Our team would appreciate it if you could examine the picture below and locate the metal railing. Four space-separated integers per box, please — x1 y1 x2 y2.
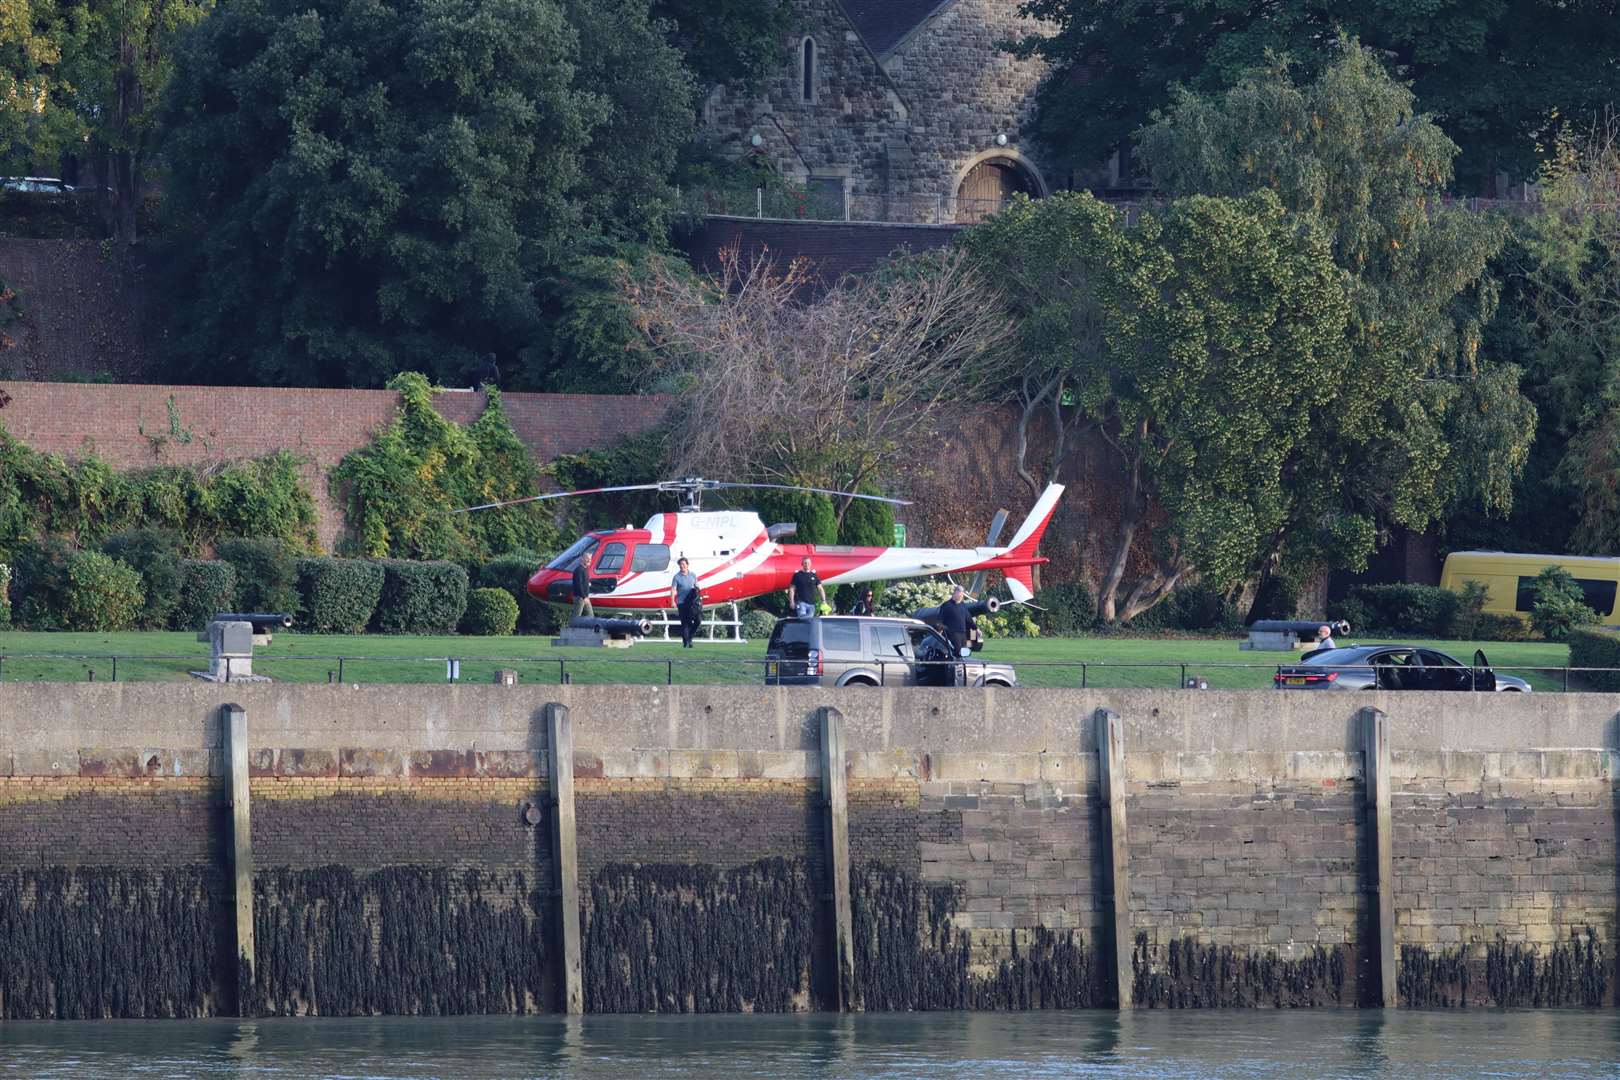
0 652 1603 692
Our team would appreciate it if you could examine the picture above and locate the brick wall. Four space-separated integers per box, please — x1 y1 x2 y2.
0 380 670 549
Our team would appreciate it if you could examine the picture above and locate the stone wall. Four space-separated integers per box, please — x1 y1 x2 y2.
0 683 1615 1016
0 379 671 550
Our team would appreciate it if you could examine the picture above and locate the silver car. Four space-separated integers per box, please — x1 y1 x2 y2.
764 615 1018 688
1273 645 1530 692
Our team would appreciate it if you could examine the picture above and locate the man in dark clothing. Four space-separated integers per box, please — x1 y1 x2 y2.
570 558 593 619
787 557 826 618
938 585 974 654
669 557 701 647
478 352 501 389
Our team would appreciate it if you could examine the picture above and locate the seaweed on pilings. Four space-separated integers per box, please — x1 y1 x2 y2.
849 862 1098 1010
0 866 221 1019
582 856 816 1013
1398 943 1470 1007
249 866 548 1017
1484 927 1608 1007
1131 934 1349 1008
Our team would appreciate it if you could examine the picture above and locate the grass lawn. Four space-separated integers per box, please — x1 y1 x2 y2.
0 628 1575 691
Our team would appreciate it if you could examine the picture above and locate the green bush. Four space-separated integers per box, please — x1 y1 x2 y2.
478 552 557 634
10 536 76 629
1129 581 1240 632
172 560 239 631
1529 566 1600 642
215 538 300 616
0 560 11 628
462 588 518 636
1569 627 1620 692
374 559 470 634
1333 583 1460 637
61 550 145 631
741 607 777 641
1034 582 1096 635
102 528 186 629
296 558 384 634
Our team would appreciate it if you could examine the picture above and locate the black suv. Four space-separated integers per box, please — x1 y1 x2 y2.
764 615 1018 688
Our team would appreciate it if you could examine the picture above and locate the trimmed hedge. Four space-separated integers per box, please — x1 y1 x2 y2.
173 560 238 631
1330 584 1460 637
1568 627 1620 692
61 550 145 631
216 538 300 615
478 552 556 635
374 559 469 634
463 588 519 636
1034 582 1096 635
296 558 384 634
741 607 777 641
102 529 185 630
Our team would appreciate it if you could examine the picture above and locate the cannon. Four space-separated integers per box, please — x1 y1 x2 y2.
553 615 654 648
911 596 1000 628
1241 618 1351 651
191 612 294 682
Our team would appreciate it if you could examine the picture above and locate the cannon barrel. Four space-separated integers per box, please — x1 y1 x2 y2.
212 612 294 633
911 596 1000 626
568 616 653 638
1250 619 1350 637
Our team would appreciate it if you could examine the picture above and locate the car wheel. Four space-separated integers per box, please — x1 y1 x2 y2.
843 678 877 687
983 680 1011 688
1500 687 1525 692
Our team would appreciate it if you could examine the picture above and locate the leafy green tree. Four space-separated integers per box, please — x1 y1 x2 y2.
1135 47 1535 587
1529 566 1599 641
0 0 84 174
651 0 790 91
1012 1 1620 188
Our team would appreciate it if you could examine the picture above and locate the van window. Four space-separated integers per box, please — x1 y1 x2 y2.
820 619 862 653
631 544 670 572
1516 575 1618 616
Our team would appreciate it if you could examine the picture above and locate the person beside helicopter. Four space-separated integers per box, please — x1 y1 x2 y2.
788 557 827 618
669 557 702 648
570 556 593 619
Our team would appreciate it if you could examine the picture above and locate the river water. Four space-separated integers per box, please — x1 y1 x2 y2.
0 1011 1616 1078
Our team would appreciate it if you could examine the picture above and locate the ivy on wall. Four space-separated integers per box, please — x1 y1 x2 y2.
0 425 318 561
331 373 561 562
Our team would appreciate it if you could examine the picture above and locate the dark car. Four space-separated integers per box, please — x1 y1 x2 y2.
764 615 1018 688
1272 645 1530 692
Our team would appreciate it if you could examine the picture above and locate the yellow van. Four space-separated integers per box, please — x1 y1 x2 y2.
1439 551 1620 622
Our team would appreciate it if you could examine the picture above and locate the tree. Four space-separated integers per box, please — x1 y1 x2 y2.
629 246 1016 523
0 0 84 175
1517 113 1620 553
1012 0 1620 188
156 0 694 389
650 0 791 92
1135 46 1534 590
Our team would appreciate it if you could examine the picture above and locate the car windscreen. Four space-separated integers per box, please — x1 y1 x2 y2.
546 536 599 570
768 620 812 658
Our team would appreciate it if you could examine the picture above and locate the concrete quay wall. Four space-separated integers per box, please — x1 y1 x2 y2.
0 684 1613 1016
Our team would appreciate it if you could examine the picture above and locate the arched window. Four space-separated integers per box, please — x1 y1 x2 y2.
801 38 816 103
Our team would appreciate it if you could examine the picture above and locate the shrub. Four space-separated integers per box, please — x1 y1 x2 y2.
61 550 145 631
374 559 470 634
740 607 777 641
1034 582 1096 635
296 558 384 634
172 560 239 631
10 536 76 629
1569 627 1620 692
478 552 557 634
1530 566 1601 642
215 538 300 616
874 577 1037 637
0 561 10 628
1129 581 1240 632
462 588 518 636
1334 584 1460 637
102 528 186 629
1472 612 1531 642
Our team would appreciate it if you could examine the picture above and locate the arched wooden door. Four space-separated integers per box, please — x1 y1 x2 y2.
956 158 1038 222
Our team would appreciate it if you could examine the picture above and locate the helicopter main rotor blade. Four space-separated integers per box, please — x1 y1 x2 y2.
452 483 669 514
708 482 911 506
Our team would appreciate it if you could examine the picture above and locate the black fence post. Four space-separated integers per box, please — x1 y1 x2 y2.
667 659 674 686
111 656 118 683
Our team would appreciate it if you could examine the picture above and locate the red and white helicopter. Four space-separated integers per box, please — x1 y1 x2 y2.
458 477 1064 613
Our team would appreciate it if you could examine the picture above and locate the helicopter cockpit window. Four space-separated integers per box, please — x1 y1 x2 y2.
546 536 599 570
631 544 670 572
594 542 628 574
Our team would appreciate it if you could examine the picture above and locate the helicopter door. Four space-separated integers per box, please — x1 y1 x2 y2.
591 542 627 590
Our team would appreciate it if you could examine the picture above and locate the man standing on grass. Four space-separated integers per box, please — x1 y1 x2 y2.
939 585 974 655
788 557 826 618
570 556 593 620
669 557 701 648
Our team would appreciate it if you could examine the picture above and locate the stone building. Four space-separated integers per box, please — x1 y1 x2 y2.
701 0 1115 223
